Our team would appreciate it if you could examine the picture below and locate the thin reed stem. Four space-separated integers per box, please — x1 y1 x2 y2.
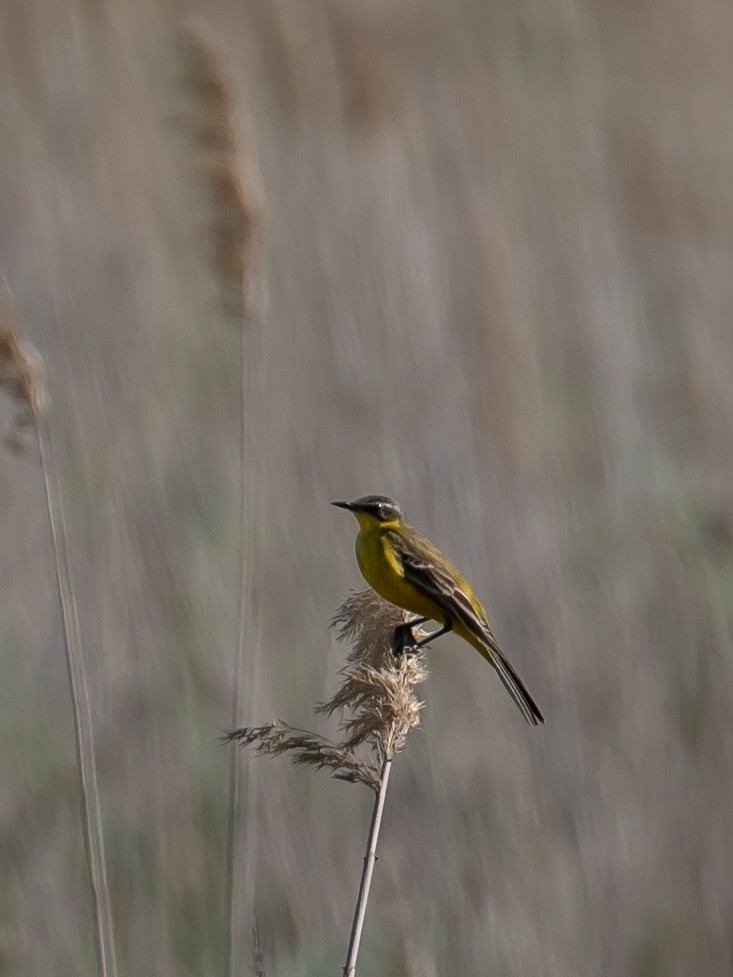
227 590 426 975
34 418 117 977
181 27 264 973
343 753 394 977
226 308 251 977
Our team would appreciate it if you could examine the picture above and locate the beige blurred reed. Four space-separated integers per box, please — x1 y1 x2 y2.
1 296 117 977
0 301 49 445
227 588 428 976
182 22 267 977
183 21 262 323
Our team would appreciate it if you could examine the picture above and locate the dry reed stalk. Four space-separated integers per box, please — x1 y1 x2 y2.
182 25 266 977
227 589 429 977
183 22 263 324
1 297 117 977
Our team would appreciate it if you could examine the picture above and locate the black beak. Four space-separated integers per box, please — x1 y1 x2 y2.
331 500 355 510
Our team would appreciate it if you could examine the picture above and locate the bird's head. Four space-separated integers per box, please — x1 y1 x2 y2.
331 495 405 530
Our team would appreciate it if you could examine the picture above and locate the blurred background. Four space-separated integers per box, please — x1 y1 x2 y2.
2 0 733 974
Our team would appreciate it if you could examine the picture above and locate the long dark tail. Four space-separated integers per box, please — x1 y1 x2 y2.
474 633 544 726
491 645 544 726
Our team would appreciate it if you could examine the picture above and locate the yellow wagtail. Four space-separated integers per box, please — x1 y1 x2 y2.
332 495 543 726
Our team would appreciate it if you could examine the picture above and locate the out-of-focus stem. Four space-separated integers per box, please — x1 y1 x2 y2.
226 312 251 977
35 419 117 977
342 753 393 977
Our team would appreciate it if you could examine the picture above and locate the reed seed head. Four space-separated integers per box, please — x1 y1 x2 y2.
183 23 263 322
226 590 429 790
0 298 49 451
321 590 428 757
225 721 382 791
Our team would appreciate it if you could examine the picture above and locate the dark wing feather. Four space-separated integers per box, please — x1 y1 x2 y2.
387 527 492 636
388 527 544 726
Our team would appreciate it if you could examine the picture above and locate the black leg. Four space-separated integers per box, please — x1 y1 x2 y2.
413 620 452 649
392 618 453 655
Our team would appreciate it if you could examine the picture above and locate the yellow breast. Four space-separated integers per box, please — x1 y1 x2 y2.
355 529 443 621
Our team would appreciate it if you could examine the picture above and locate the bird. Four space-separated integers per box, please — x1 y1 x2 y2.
332 495 543 726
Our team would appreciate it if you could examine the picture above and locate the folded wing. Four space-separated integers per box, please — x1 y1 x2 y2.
390 528 544 726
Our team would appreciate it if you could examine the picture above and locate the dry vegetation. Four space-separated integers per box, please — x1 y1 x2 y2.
228 589 429 974
227 589 428 790
1 0 733 976
181 25 264 977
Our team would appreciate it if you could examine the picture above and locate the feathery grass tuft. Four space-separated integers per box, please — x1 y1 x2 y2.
226 589 428 789
227 589 429 976
321 589 428 758
226 721 382 791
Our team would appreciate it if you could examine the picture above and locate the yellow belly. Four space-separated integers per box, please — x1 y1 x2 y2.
355 531 446 623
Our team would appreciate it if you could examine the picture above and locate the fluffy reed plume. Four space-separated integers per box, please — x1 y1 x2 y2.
227 589 429 977
227 589 427 784
227 720 383 791
321 589 428 761
0 296 117 977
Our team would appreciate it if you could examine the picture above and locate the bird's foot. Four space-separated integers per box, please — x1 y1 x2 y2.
391 622 420 658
